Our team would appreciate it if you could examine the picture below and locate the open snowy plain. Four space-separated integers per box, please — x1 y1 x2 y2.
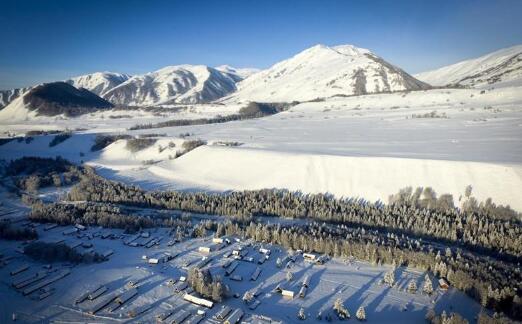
1 86 521 211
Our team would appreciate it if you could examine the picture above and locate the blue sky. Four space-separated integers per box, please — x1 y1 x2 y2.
1 0 521 89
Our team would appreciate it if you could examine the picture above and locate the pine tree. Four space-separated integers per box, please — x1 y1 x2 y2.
286 271 293 282
276 257 283 268
334 298 350 319
423 274 433 295
298 307 306 320
408 280 417 293
384 270 395 286
356 306 366 321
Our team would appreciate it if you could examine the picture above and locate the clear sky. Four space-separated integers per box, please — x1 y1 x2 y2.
1 0 521 89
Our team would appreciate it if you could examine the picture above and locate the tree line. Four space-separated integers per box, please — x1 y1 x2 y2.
128 101 296 130
66 173 522 259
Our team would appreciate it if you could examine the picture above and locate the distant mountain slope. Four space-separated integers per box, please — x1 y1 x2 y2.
0 82 114 120
66 72 131 96
415 45 522 88
215 65 260 80
102 65 238 106
226 44 430 102
0 87 30 109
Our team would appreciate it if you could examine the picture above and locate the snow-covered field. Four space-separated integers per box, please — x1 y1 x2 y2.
1 86 521 211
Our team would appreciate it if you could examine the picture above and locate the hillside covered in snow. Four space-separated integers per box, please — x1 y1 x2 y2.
0 82 113 120
415 45 522 88
66 71 131 97
226 44 430 102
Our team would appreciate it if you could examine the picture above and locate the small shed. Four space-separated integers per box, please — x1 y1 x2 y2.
439 278 449 291
224 309 244 324
215 306 232 320
303 253 317 262
281 289 295 299
184 293 214 308
198 246 212 254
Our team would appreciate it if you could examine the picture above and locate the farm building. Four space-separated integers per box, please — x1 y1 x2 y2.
198 246 212 254
171 310 191 324
439 278 449 290
225 309 244 324
184 293 214 308
63 228 78 235
259 248 271 255
251 267 262 281
226 261 239 276
44 224 58 231
303 253 318 262
75 224 86 231
194 256 212 269
10 264 29 276
299 286 307 298
281 289 295 298
301 275 310 287
174 282 188 293
212 237 225 244
215 306 232 320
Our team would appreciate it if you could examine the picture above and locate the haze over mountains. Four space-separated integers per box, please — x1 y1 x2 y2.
1 44 521 116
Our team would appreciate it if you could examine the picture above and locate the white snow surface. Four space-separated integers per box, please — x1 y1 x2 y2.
415 44 522 88
225 44 429 103
147 146 522 211
66 71 131 96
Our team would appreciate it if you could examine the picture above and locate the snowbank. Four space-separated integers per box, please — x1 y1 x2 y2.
149 146 522 211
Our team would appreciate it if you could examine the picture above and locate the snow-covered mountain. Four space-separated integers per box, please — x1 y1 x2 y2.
66 72 131 96
103 65 239 106
0 82 113 121
215 65 260 80
0 72 129 109
0 87 31 109
226 44 430 102
415 45 522 88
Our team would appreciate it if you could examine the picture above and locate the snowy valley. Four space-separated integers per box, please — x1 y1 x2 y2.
1 42 522 324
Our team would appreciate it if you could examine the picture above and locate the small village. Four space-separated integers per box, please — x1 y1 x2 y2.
0 201 479 324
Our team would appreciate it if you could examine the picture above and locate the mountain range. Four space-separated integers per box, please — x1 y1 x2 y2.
1 44 521 118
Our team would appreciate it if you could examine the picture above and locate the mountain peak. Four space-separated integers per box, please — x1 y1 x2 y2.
228 44 429 102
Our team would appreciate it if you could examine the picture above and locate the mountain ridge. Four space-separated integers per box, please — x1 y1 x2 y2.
415 44 522 88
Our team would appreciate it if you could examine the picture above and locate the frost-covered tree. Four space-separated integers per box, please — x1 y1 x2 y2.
298 307 306 320
276 257 283 268
334 298 350 319
408 280 417 293
286 271 294 282
356 306 366 321
384 270 395 286
423 274 434 295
